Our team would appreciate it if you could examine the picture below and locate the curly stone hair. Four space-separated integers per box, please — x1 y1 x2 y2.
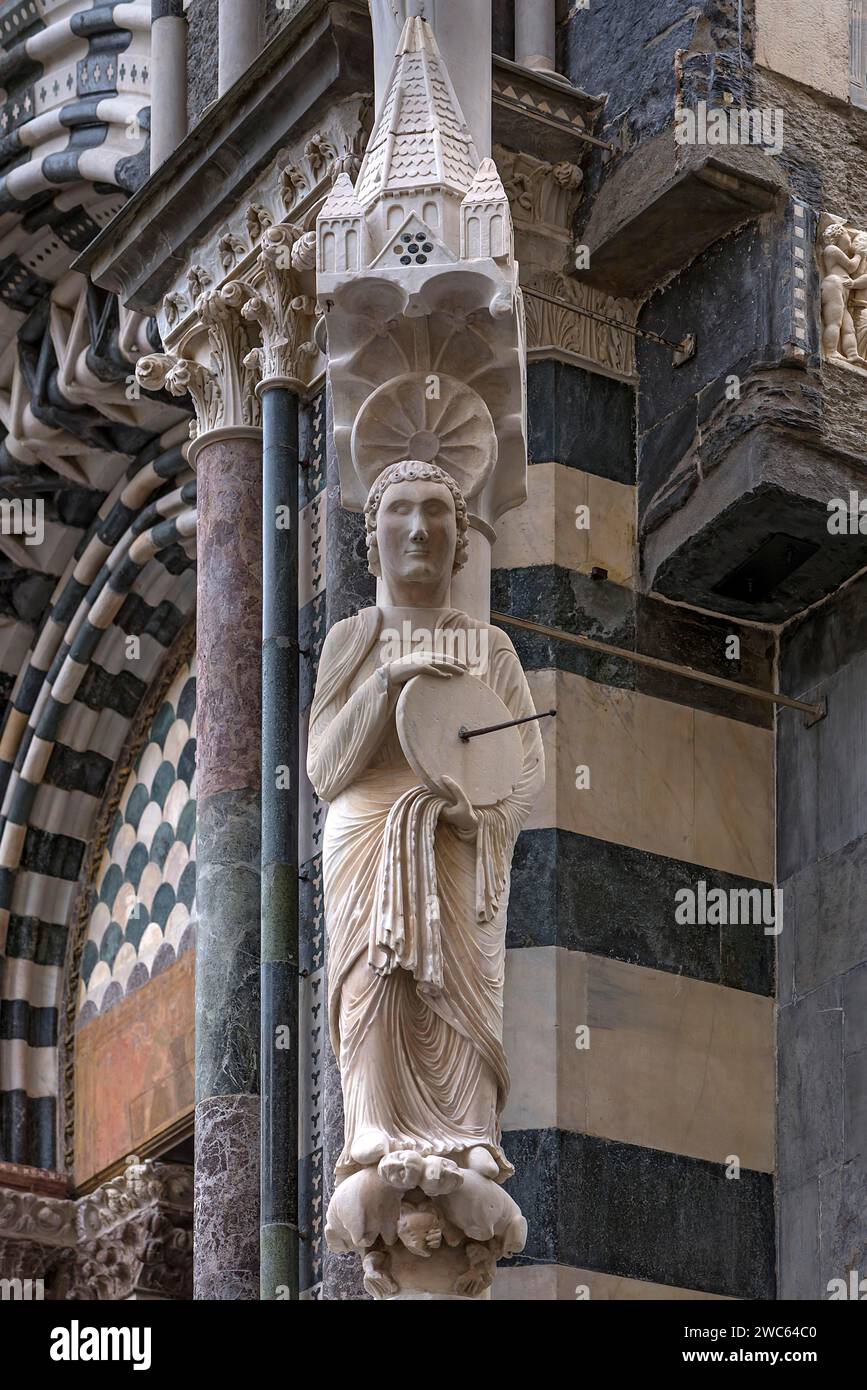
364 460 470 576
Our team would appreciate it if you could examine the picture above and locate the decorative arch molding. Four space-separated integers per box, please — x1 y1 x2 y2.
0 428 197 1170
60 620 195 1177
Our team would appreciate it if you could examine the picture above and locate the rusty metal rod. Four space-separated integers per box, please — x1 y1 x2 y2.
459 708 557 742
491 611 827 722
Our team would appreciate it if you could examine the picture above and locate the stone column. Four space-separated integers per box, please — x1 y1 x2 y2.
231 224 319 1300
137 286 264 1300
218 0 263 95
150 1 188 171
515 0 557 74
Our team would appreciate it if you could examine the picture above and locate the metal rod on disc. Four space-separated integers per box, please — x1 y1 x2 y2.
459 708 557 742
491 611 827 723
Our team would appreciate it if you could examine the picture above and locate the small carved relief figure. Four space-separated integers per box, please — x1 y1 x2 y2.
820 223 867 365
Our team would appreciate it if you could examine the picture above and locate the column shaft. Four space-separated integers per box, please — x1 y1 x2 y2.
150 2 188 171
260 386 300 1299
194 433 263 1301
516 0 556 72
218 0 263 95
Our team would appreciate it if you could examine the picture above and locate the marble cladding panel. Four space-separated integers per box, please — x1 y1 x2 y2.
502 947 775 1172
503 1129 775 1300
527 360 636 484
525 668 775 882
493 1264 732 1300
492 462 635 587
77 656 196 1026
508 828 775 996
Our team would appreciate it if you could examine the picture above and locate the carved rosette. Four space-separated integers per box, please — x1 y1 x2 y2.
0 1158 193 1300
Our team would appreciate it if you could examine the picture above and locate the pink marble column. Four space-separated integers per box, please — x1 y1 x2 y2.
193 433 263 1300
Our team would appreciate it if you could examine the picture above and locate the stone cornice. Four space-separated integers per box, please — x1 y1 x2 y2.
75 0 374 313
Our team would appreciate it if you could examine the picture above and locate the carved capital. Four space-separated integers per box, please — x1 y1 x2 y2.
494 143 583 255
229 224 319 390
137 284 262 441
0 1158 193 1300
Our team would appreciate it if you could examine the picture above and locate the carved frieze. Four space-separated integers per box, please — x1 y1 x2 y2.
155 96 372 352
524 270 637 380
0 1158 193 1301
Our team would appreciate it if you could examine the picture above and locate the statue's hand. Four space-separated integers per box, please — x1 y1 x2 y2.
385 651 466 690
436 775 479 837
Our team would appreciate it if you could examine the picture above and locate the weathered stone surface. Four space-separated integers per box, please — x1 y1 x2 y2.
194 1093 260 1300
186 0 219 128
778 979 844 1190
777 1178 820 1300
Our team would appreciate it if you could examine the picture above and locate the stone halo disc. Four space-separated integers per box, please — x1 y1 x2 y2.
396 670 523 808
350 371 497 500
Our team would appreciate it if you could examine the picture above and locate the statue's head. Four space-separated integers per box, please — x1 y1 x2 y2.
364 461 469 589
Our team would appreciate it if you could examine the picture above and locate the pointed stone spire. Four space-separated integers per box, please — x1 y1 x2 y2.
355 16 480 257
461 157 513 262
317 171 366 274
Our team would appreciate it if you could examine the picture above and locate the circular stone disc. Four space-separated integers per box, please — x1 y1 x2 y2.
351 372 497 501
396 671 523 808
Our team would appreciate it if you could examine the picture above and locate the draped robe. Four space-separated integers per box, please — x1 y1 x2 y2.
307 606 545 1184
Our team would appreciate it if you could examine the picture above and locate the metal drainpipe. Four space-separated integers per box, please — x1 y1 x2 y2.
150 1 188 172
258 380 301 1299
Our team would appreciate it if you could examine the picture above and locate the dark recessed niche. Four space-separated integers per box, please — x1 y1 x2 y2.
712 533 820 604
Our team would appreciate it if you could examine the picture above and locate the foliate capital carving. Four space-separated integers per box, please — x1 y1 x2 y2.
138 284 262 440
494 144 584 241
0 1157 193 1300
229 224 319 390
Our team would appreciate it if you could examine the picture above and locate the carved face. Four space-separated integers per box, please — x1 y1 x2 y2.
379 1150 425 1190
375 480 457 590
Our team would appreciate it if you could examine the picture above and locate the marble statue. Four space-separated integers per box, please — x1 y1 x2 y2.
308 459 544 1298
819 219 867 369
